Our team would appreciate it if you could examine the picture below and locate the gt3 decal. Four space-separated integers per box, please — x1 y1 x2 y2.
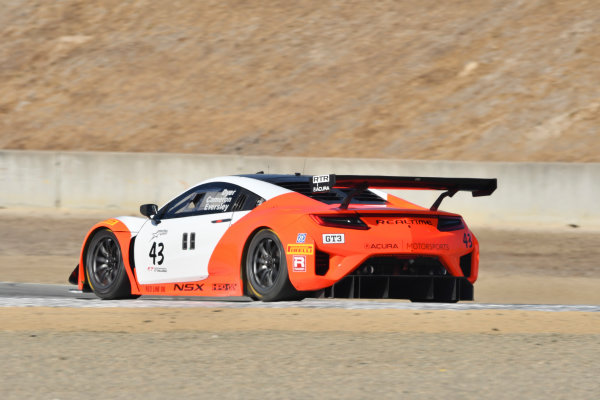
323 233 345 244
286 244 314 255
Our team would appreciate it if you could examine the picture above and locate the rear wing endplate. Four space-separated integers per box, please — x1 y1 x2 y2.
311 174 497 211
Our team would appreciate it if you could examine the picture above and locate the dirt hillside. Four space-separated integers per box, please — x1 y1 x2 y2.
1 0 598 161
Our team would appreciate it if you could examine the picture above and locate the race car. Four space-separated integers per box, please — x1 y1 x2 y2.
68 173 496 302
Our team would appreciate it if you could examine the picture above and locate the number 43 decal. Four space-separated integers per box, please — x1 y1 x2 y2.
149 242 164 265
463 233 473 248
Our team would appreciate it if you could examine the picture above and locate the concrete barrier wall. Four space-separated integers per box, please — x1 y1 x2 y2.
1 150 598 228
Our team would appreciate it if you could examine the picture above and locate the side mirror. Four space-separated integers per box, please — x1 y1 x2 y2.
140 204 158 218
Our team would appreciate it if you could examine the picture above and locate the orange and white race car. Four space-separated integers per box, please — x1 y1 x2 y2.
69 174 496 302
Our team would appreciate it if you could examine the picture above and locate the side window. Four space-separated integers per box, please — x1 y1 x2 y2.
231 189 265 212
161 183 241 218
165 192 206 217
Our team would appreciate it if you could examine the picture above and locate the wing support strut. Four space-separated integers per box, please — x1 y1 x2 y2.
430 189 458 211
339 182 369 210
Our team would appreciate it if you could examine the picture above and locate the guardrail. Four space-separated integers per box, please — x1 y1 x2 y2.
1 150 598 228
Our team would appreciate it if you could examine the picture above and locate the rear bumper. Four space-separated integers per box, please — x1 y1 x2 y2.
321 275 473 302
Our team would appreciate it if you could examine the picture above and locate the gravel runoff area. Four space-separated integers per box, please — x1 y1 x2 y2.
0 209 599 399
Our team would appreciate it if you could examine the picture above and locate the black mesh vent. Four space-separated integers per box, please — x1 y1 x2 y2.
352 256 447 276
460 253 472 277
231 193 247 211
315 251 330 276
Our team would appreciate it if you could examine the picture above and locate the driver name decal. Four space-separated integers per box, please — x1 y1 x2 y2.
204 189 236 212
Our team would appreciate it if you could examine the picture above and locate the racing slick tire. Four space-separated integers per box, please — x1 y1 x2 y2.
85 229 138 300
245 229 298 302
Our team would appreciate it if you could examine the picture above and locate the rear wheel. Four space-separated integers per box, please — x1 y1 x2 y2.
85 229 138 299
245 229 297 301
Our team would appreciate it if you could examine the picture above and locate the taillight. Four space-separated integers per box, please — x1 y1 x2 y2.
437 216 465 231
311 214 370 230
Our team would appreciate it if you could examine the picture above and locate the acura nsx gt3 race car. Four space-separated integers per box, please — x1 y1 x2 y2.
69 174 496 302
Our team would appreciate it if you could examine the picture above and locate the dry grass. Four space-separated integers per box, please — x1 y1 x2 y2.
0 0 598 161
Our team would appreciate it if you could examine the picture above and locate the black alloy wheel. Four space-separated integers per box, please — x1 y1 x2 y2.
85 229 137 299
90 234 120 288
245 229 296 301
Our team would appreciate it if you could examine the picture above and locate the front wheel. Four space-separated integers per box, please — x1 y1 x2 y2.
85 229 138 299
245 229 297 301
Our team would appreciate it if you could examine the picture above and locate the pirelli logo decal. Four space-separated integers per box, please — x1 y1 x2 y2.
286 244 314 255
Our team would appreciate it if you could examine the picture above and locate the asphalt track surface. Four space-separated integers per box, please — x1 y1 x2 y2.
2 282 599 312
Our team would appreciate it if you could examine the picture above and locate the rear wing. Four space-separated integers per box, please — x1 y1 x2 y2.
311 174 497 211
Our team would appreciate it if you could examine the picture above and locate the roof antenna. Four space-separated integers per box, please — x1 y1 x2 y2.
302 158 307 175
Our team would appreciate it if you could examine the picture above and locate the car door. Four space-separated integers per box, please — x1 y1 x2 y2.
134 183 242 285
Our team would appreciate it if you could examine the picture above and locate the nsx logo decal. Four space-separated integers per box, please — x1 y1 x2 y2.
173 283 204 291
323 234 344 244
286 244 314 255
296 233 307 243
293 256 306 272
